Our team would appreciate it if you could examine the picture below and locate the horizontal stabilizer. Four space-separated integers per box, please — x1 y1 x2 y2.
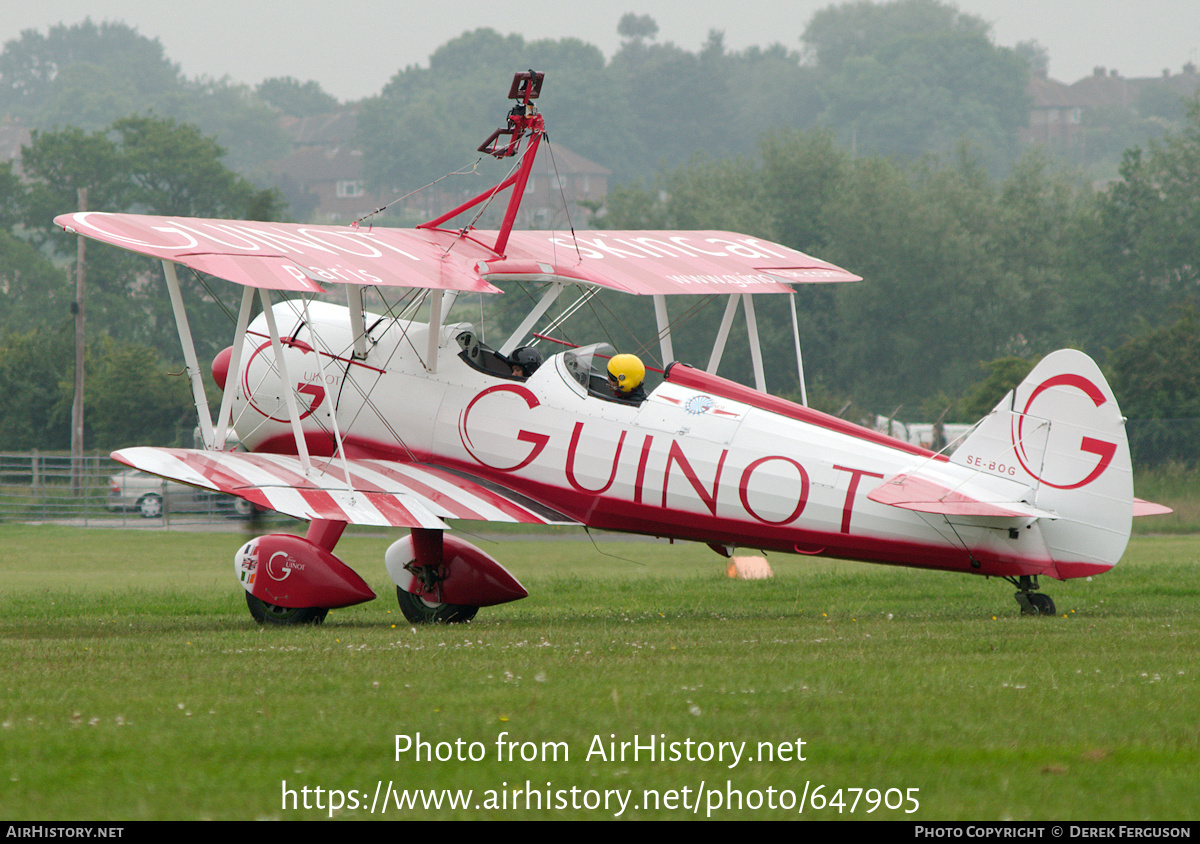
868 472 1056 520
1133 497 1173 517
112 447 575 529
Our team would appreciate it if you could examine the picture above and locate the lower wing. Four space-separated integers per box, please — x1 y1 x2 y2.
112 447 575 529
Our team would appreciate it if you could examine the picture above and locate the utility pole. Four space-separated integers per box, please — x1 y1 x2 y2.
71 187 86 494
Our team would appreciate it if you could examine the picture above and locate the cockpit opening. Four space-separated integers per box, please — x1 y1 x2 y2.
457 331 543 381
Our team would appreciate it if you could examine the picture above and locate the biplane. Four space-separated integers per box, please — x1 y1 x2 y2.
56 71 1167 624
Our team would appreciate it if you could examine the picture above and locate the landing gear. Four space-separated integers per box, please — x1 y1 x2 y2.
384 529 527 625
236 527 373 626
245 592 329 625
396 586 478 624
1009 575 1057 616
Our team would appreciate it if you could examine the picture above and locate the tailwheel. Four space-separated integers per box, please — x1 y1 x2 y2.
1010 575 1056 616
396 586 477 624
245 592 329 625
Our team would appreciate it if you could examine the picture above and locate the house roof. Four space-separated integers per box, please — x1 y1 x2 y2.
268 144 364 182
1028 75 1075 109
530 143 611 176
1027 65 1200 113
280 109 360 146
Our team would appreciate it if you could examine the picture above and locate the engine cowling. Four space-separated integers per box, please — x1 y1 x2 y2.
236 534 376 609
385 532 528 607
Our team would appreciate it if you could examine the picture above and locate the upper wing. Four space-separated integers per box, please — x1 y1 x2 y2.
55 212 502 294
113 446 575 529
55 212 859 296
482 230 861 294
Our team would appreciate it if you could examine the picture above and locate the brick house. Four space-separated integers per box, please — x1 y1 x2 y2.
1021 63 1200 148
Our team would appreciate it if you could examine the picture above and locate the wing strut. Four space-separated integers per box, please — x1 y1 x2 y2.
213 285 255 450
259 288 312 472
162 260 216 448
703 293 779 396
425 290 444 373
742 294 767 393
498 282 565 357
789 292 808 407
346 284 368 360
652 295 675 367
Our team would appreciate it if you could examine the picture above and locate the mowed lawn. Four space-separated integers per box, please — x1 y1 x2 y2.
0 523 1196 821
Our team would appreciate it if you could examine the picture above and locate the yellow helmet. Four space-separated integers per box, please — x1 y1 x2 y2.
607 353 645 393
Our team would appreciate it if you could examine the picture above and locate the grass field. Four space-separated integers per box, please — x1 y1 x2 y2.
1 523 1197 821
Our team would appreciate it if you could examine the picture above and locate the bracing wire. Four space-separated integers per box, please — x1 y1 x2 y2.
350 158 485 229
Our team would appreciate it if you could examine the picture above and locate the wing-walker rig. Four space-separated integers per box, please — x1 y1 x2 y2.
57 71 1168 624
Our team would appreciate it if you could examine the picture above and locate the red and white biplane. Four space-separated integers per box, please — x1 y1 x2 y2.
56 71 1167 623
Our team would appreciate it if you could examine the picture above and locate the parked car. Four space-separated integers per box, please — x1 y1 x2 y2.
106 469 257 519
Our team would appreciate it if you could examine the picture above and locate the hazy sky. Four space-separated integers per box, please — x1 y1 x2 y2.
3 0 1198 102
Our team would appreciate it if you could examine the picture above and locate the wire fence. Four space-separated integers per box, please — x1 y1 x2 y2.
1125 419 1200 469
0 452 283 528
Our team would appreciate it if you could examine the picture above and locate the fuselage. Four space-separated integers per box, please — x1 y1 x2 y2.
226 301 1061 580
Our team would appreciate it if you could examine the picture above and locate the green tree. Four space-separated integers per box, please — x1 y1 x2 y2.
112 114 271 217
802 0 990 72
256 76 340 117
1108 309 1200 466
0 232 69 337
18 115 284 358
0 327 74 450
1071 96 1200 351
1108 309 1200 420
0 159 25 229
161 76 292 174
803 0 1029 173
84 336 196 450
359 29 619 205
0 20 290 176
952 356 1036 421
0 19 181 128
0 330 198 451
617 14 659 42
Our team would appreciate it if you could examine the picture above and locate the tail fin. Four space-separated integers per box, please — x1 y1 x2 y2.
951 349 1133 578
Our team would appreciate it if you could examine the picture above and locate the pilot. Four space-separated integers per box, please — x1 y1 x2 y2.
508 346 543 379
607 353 647 403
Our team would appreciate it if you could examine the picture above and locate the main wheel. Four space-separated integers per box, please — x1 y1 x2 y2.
245 591 329 625
137 493 163 519
1016 591 1057 616
396 586 477 624
1026 592 1057 616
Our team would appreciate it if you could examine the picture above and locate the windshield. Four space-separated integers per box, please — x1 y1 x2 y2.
561 342 616 389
